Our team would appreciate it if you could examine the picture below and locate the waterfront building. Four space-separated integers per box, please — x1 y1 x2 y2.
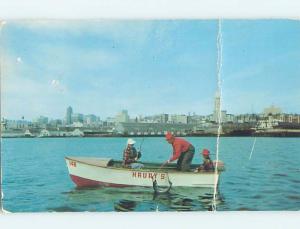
169 114 188 124
72 122 84 128
275 113 300 124
47 130 64 137
142 114 169 123
34 116 49 126
49 119 63 127
39 129 50 137
226 114 235 123
65 106 73 125
160 114 169 123
105 117 116 125
234 114 259 124
115 122 195 135
256 118 279 130
141 115 157 123
72 129 84 137
4 119 31 129
187 115 205 124
221 110 227 123
292 114 300 123
207 114 214 122
1 119 6 130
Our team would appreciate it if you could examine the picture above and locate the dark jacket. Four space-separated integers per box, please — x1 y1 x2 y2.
202 157 214 171
123 145 138 166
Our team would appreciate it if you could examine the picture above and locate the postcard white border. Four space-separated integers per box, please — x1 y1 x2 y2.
1 0 300 228
1 0 300 19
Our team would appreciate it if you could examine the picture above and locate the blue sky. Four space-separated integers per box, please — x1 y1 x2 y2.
1 20 218 120
1 20 299 120
222 20 300 114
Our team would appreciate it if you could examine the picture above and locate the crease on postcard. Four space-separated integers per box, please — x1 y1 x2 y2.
212 19 223 211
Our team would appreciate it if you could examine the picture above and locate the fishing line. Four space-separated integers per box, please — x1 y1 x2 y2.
139 137 145 152
249 137 257 160
212 19 223 212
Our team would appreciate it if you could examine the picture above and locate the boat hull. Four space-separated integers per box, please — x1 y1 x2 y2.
65 157 220 188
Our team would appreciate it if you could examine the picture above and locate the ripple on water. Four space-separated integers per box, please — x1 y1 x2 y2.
36 184 45 187
289 179 300 184
286 195 300 201
115 199 151 212
47 206 81 212
251 195 263 199
273 173 288 177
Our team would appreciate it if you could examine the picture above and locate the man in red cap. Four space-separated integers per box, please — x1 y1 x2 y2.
162 132 195 171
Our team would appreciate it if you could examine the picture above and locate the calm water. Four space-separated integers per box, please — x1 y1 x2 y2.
1 137 300 212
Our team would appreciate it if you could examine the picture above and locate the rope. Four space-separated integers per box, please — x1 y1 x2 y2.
249 137 257 160
212 19 223 211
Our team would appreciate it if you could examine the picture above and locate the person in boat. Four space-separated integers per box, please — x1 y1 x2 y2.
162 132 195 171
196 149 214 172
123 138 141 167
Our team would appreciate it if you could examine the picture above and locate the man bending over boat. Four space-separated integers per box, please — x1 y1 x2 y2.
162 132 195 171
123 138 141 167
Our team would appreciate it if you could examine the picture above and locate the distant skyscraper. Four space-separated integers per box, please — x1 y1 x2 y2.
263 105 282 116
72 113 84 123
115 110 130 123
65 106 73 125
160 114 169 123
36 116 49 125
85 114 97 125
213 91 221 122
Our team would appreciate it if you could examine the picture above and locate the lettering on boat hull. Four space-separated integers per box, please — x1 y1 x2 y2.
132 171 166 180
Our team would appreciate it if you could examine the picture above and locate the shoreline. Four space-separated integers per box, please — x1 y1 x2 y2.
1 133 300 138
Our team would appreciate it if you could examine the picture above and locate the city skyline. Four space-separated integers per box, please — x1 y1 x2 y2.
2 102 300 139
1 20 300 120
2 103 297 123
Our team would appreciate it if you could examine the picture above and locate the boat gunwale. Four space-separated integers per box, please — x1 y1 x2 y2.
65 156 221 175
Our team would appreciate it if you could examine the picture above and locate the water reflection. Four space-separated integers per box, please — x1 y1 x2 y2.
61 186 224 212
114 200 137 211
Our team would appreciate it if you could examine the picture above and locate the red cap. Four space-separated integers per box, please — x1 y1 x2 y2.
202 149 210 156
165 132 173 140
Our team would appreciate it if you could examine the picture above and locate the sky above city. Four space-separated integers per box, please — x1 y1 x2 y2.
1 19 299 120
222 20 300 114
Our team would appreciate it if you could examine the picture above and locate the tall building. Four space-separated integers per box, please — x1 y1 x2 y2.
85 114 97 125
72 113 84 123
263 105 282 116
212 92 228 123
115 110 130 123
36 116 49 125
65 106 73 125
160 114 169 123
213 91 221 122
49 119 62 127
